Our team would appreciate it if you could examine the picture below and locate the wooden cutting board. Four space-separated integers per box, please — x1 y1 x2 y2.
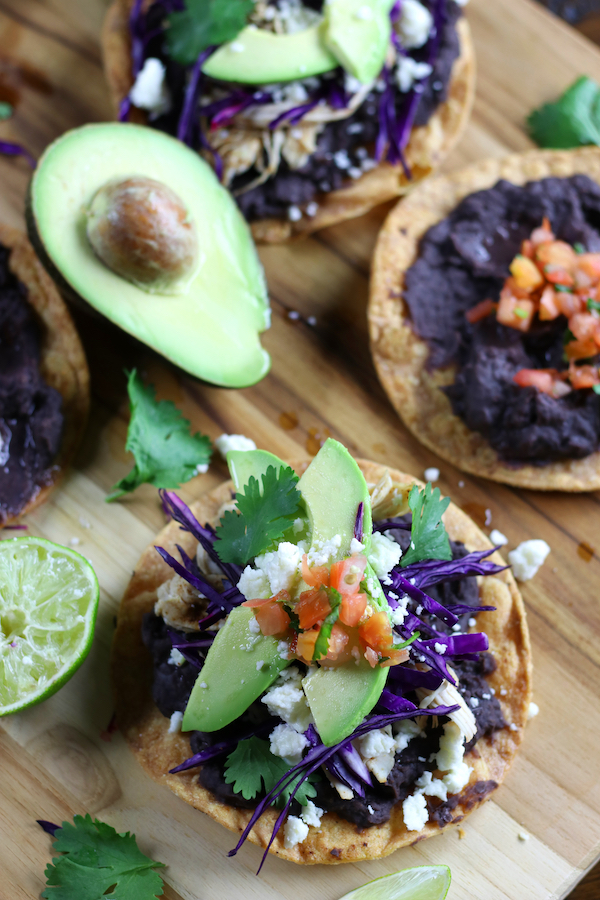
2 1 600 898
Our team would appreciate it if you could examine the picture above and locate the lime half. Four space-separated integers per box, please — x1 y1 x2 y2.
339 866 451 900
0 537 99 716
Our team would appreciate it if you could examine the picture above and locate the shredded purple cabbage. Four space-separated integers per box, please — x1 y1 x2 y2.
387 664 442 691
0 140 35 168
37 820 60 837
354 502 364 543
401 547 508 587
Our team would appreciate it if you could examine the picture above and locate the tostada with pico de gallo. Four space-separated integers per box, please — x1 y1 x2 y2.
112 438 531 866
102 0 474 242
369 147 600 491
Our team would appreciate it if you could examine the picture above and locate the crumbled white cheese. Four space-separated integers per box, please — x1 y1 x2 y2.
355 727 396 783
390 604 408 625
307 534 342 567
396 56 433 92
350 537 365 554
368 532 402 578
301 800 324 828
415 770 448 801
283 815 309 849
288 205 302 222
293 517 305 533
468 617 477 628
393 718 422 753
261 667 313 733
345 72 364 94
248 615 261 634
168 648 186 667
277 639 290 660
402 791 429 831
333 149 351 170
129 57 171 117
326 772 354 800
237 566 270 601
434 642 447 655
214 433 257 459
273 0 321 34
256 659 265 671
269 723 309 764
518 831 530 841
255 541 304 595
434 721 472 795
528 701 540 720
305 201 319 217
396 0 434 49
443 761 472 794
168 711 183 733
508 540 550 581
490 529 508 546
424 467 440 482
469 696 479 708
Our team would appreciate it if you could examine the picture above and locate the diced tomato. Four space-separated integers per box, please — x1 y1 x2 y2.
568 364 600 389
509 254 544 291
538 286 561 321
565 338 598 361
530 218 555 246
496 291 535 331
544 265 574 288
339 591 368 627
380 647 410 668
301 554 329 589
295 628 318 663
535 240 576 271
364 647 379 668
330 555 367 596
295 588 331 630
325 623 350 660
569 312 600 343
574 253 600 280
555 291 583 318
359 610 394 653
503 276 531 300
242 597 271 608
465 298 497 324
573 267 594 290
520 238 534 258
513 369 556 394
254 595 291 636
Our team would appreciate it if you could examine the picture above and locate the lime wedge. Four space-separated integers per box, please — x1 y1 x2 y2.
339 866 451 900
0 537 99 716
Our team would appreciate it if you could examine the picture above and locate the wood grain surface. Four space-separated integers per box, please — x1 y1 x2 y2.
1 1 600 898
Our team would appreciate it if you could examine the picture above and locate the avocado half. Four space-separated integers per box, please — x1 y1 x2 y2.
27 123 271 388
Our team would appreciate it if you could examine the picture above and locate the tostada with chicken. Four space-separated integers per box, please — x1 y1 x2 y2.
369 147 600 490
102 0 474 243
112 438 531 865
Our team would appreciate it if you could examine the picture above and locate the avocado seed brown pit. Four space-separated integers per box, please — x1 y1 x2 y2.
86 176 199 294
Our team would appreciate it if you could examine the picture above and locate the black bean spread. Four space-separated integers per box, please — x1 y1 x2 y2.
143 536 505 830
0 243 63 523
404 175 600 464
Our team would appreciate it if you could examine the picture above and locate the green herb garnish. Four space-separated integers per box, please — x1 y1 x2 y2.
401 484 452 567
0 102 13 120
107 369 212 501
42 814 165 900
528 76 600 149
594 384 600 394
313 587 342 661
588 298 600 313
554 284 572 293
214 465 303 565
514 307 529 318
166 0 254 66
224 737 319 806
575 242 586 254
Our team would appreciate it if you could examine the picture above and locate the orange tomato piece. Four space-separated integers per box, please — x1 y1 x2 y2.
255 596 291 636
465 298 497 324
242 597 271 608
513 369 556 394
364 647 379 668
339 591 368 627
295 588 331 630
556 291 583 318
574 253 600 280
380 647 410 668
544 265 574 288
509 254 544 292
326 623 350 660
530 218 555 246
301 554 329 589
565 338 598 361
496 292 535 332
569 312 600 343
538 286 560 321
359 610 394 653
520 238 534 259
568 364 600 389
295 628 318 663
535 240 576 270
330 555 367 596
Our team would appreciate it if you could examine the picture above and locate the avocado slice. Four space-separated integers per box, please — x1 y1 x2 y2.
227 449 287 492
324 0 395 85
202 22 338 85
27 123 270 389
182 606 290 732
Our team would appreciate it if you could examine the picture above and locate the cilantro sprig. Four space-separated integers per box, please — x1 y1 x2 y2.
528 76 600 149
313 587 342 661
40 814 165 900
401 483 451 567
107 369 212 501
224 736 319 807
214 465 303 565
166 0 254 66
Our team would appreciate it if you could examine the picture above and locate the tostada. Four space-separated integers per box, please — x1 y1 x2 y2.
369 147 600 491
102 0 474 243
112 438 531 866
0 225 89 525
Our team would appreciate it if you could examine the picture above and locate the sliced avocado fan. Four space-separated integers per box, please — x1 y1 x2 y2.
27 123 270 389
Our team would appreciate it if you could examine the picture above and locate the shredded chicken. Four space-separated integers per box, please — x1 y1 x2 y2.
154 574 207 632
369 471 412 520
236 81 373 131
281 122 322 169
416 671 477 743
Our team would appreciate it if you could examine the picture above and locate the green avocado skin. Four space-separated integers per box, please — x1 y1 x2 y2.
181 607 290 732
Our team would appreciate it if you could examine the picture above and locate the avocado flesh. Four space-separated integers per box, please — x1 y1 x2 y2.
28 123 270 389
182 607 290 732
227 449 287 491
203 22 338 85
324 0 395 84
303 659 387 746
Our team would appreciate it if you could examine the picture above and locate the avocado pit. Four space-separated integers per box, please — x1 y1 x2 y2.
86 176 199 294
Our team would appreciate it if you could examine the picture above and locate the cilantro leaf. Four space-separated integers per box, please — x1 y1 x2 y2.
401 483 452 567
224 737 319 807
107 369 212 501
313 588 342 661
528 76 600 149
166 0 254 66
214 465 303 565
42 814 165 900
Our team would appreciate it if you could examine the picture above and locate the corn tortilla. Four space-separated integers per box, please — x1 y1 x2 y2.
112 458 531 864
101 0 475 243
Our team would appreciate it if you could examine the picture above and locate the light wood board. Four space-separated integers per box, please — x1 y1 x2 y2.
1 1 600 898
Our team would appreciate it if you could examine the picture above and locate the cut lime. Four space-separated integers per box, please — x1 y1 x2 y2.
0 537 99 716
339 866 451 900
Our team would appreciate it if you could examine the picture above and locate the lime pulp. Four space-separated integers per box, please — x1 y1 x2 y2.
0 537 99 716
339 866 451 900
